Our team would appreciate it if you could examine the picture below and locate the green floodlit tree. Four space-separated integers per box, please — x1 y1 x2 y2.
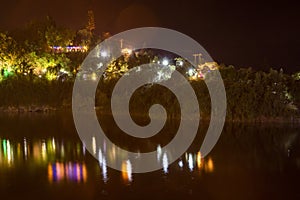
24 52 71 79
0 32 21 80
4 16 75 80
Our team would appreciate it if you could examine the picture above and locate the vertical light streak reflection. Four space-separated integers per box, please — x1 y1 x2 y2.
7 140 13 165
48 162 87 183
162 152 168 174
24 138 28 160
121 159 133 184
102 157 108 183
188 153 194 171
157 145 162 161
42 141 47 160
206 157 214 173
92 137 96 155
197 151 202 169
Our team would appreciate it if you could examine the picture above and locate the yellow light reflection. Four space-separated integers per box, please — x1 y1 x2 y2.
205 157 214 173
197 151 203 169
7 140 13 165
92 137 96 155
82 164 87 183
42 141 47 160
48 162 87 183
121 160 132 184
48 164 53 183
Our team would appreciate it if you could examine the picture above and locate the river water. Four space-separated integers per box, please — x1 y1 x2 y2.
0 112 299 199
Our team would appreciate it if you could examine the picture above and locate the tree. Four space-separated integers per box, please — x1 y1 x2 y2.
86 10 96 32
0 32 21 79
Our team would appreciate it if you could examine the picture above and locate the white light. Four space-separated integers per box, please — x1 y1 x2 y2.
24 138 28 159
126 160 132 182
162 59 169 66
162 152 168 174
7 140 12 164
178 160 183 168
188 68 195 77
98 149 103 166
102 157 108 183
98 62 103 69
157 145 162 161
188 153 194 171
100 51 108 57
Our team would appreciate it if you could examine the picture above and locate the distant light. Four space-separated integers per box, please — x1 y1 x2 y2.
162 59 169 66
100 51 108 57
98 62 103 69
91 73 97 81
188 68 195 77
177 60 183 66
121 48 132 55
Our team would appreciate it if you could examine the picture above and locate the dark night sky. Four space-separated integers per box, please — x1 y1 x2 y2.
0 0 299 73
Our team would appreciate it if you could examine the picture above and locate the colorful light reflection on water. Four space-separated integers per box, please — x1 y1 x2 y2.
48 162 87 183
0 137 214 186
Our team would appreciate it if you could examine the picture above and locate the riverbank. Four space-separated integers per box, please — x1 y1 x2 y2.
1 105 298 124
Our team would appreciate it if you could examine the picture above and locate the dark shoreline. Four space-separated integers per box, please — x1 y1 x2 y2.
1 105 299 124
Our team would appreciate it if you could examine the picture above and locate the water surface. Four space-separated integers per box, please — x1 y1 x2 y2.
0 112 299 199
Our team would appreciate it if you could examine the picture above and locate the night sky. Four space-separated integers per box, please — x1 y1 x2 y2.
1 0 299 73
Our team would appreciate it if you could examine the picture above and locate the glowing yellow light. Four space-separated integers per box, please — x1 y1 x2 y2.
121 160 132 184
48 164 53 183
121 48 132 55
92 137 96 155
17 143 21 158
91 73 97 81
82 164 87 183
206 157 214 173
42 141 47 160
7 140 12 165
52 138 56 151
197 151 202 169
83 46 88 52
